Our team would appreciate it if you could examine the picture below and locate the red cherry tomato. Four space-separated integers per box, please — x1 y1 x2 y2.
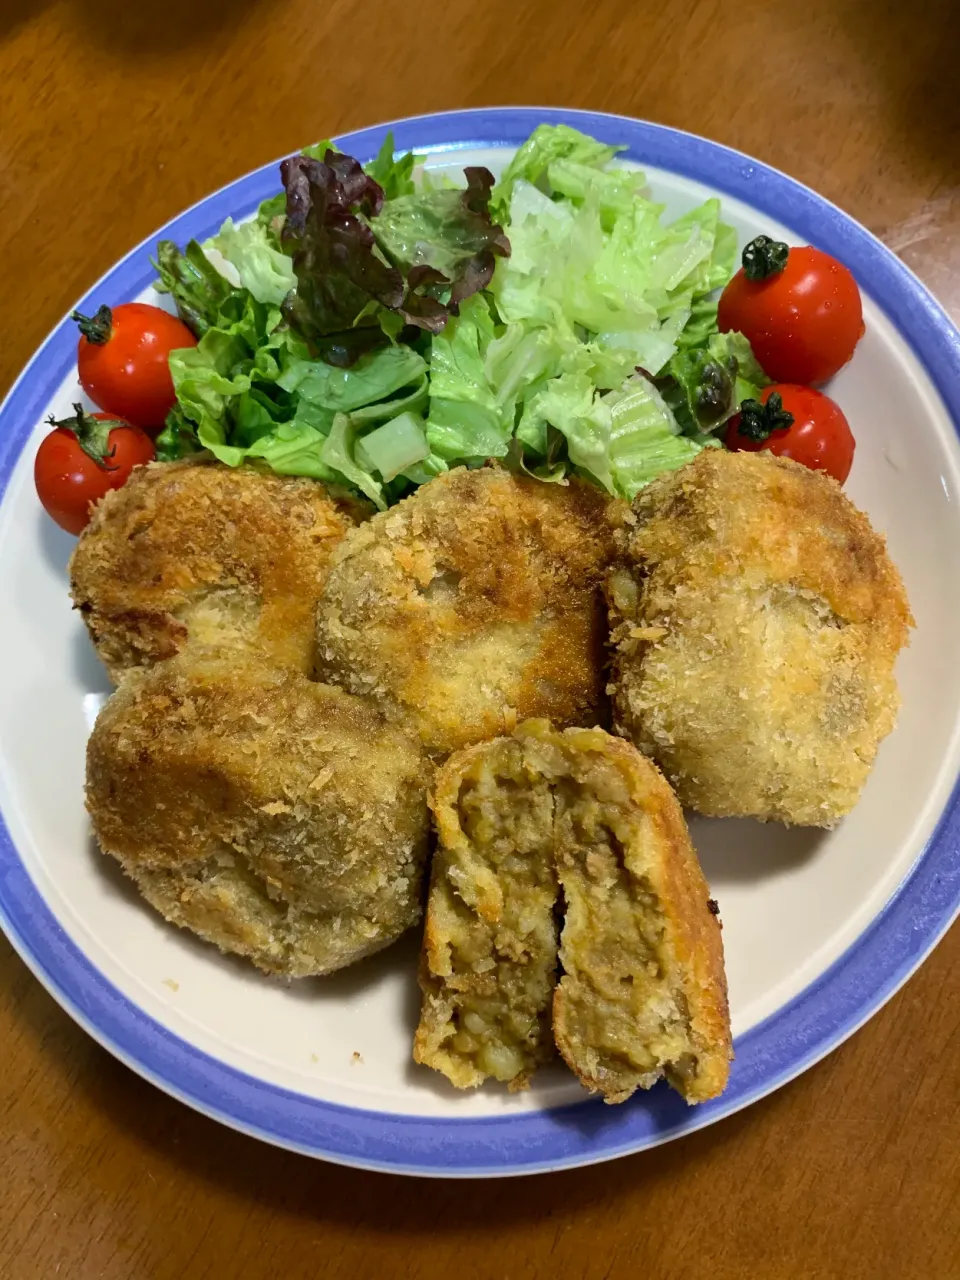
725 384 855 484
72 302 196 433
35 406 155 535
718 245 864 386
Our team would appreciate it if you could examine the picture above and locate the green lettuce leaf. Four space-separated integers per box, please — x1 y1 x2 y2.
677 296 719 350
546 158 648 228
256 192 286 245
373 171 510 278
372 167 510 313
517 372 614 490
155 404 201 461
605 378 705 497
355 411 430 481
425 295 510 460
243 421 339 482
167 288 428 492
665 330 770 435
400 452 449 485
492 123 623 216
365 131 416 199
514 368 705 499
279 340 426 412
154 240 234 337
300 138 335 161
208 217 296 306
491 178 731 381
319 413 384 506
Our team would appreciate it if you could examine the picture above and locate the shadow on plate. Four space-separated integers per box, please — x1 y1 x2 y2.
36 508 112 693
307 931 421 1017
85 832 144 909
543 1073 693 1142
691 816 827 887
37 509 111 696
38 507 75 581
72 627 112 697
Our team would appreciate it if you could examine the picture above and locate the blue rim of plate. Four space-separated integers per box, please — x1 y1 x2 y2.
1 107 959 1178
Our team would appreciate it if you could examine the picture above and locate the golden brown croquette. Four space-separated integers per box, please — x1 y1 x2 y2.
71 458 368 681
86 650 431 976
416 720 731 1103
315 466 627 757
606 449 912 826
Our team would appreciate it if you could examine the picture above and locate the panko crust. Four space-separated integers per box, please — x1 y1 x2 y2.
415 720 731 1103
547 724 730 1105
315 466 627 757
70 458 368 681
86 650 431 976
607 450 912 825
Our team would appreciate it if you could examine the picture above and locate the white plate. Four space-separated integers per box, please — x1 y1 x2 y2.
1 108 958 1176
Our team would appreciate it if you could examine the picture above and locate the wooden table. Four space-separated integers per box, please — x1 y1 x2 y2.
2 1 959 1275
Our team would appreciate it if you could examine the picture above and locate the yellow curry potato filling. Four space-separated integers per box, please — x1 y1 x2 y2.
416 722 731 1103
415 740 560 1089
553 784 697 1100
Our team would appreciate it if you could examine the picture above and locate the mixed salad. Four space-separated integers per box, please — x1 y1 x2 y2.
35 125 865 533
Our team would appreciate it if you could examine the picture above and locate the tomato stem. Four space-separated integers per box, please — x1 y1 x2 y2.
47 404 119 470
741 235 789 281
734 393 794 441
71 305 113 345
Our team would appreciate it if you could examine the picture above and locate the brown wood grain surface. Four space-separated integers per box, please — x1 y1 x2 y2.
1 1 959 1276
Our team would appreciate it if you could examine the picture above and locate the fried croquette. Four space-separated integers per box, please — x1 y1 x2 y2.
315 466 626 757
415 721 731 1103
86 650 431 976
415 731 560 1090
549 725 731 1104
71 458 368 682
607 449 912 825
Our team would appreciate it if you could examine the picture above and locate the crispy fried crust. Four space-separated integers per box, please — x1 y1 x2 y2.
415 721 731 1103
548 725 730 1105
86 650 431 976
70 459 368 681
607 450 913 825
315 466 627 757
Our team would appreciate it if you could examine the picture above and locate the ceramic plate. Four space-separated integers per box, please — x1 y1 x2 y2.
1 108 958 1177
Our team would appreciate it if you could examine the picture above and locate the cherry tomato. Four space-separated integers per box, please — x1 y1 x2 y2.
725 384 855 484
718 242 864 386
72 302 196 433
35 405 155 535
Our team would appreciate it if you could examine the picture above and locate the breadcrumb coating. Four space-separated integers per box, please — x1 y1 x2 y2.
71 458 367 681
607 450 912 825
316 465 627 757
86 650 431 976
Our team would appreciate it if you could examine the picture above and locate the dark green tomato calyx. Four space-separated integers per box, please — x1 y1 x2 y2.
695 357 738 428
734 392 795 442
741 235 789 281
47 403 119 470
71 304 113 344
